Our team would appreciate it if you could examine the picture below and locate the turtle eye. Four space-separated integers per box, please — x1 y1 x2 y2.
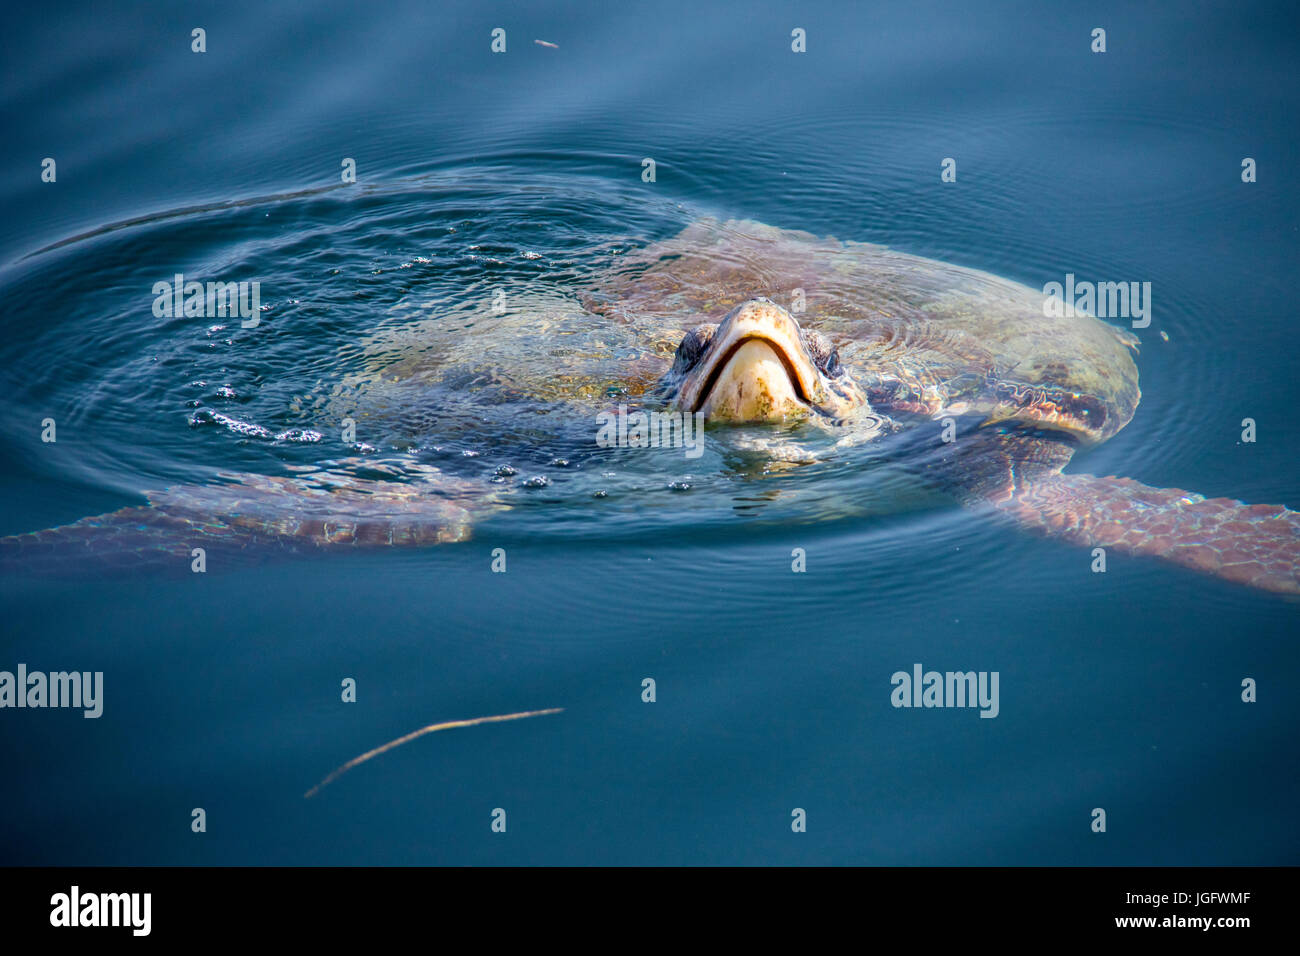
801 329 843 377
671 324 717 375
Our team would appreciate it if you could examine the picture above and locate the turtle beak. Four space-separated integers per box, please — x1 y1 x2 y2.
672 299 830 423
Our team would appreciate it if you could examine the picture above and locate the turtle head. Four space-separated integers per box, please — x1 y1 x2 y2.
662 298 866 423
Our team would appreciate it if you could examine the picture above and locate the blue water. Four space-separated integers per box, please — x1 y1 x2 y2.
1 0 1297 864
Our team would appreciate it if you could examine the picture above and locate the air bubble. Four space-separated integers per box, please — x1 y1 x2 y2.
275 429 323 443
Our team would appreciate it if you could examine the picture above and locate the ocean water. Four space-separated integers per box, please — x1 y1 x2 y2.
0 0 1296 865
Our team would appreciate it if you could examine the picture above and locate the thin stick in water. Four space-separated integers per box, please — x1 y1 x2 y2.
304 707 564 798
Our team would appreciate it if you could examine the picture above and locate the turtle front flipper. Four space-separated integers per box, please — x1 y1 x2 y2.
999 473 1300 595
2 460 498 577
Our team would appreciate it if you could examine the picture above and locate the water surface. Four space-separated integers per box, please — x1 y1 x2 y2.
1 0 1296 864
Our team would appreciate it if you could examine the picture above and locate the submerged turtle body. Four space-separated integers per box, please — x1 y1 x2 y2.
4 218 1299 594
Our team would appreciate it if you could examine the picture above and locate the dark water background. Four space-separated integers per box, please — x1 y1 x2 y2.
1 0 1296 864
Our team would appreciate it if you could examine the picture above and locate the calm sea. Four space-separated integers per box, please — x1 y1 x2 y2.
0 0 1296 864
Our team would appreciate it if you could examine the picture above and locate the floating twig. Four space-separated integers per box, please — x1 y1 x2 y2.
305 707 564 798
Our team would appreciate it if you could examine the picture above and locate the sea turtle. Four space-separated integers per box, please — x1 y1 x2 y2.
4 217 1298 594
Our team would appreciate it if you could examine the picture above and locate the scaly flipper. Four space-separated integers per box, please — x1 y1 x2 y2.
2 460 498 576
915 427 1299 596
999 473 1300 595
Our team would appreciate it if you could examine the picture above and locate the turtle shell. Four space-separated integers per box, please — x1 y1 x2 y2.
591 218 1141 445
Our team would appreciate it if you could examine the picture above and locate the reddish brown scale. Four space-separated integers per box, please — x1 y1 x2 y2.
1219 548 1254 565
1220 521 1256 535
